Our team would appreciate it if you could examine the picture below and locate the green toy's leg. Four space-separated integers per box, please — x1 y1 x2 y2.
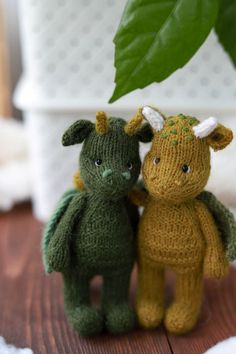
102 270 136 334
63 272 103 337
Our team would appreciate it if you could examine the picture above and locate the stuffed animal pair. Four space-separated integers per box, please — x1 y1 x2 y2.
42 107 236 337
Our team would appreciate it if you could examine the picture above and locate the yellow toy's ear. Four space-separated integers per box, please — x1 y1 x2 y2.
206 124 233 151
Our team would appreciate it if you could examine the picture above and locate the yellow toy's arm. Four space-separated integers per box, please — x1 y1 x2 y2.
128 189 148 207
195 199 229 279
73 170 85 190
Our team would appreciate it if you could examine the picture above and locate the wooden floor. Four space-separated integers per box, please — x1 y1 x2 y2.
0 204 236 354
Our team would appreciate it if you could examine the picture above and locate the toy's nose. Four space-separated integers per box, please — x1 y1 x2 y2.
102 169 131 181
122 171 131 180
102 169 113 178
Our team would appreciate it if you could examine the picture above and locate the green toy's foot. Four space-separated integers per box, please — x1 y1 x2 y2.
105 304 136 334
67 305 104 337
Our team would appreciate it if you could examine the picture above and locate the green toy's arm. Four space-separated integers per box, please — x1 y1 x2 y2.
42 188 78 273
198 190 236 262
195 199 229 279
47 192 87 273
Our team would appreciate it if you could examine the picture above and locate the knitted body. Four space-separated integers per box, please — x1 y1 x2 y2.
139 199 205 272
50 190 136 336
73 193 134 273
135 108 233 334
43 111 152 336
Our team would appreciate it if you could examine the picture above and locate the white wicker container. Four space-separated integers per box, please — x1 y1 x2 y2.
14 0 236 221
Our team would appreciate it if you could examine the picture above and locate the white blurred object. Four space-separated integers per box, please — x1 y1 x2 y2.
0 336 33 354
0 119 27 163
204 337 236 354
14 0 236 221
0 118 31 211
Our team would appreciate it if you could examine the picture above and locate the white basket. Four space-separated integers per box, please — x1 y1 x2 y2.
14 0 236 221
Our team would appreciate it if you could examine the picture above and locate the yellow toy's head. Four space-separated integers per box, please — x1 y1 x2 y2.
141 106 233 204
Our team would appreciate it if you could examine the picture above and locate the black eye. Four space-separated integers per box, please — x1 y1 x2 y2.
182 164 191 173
153 157 160 165
95 159 102 166
127 162 133 170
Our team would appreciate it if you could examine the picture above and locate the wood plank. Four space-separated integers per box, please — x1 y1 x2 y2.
1 204 236 353
0 205 171 354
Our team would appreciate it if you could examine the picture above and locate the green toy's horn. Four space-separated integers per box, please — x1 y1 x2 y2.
96 111 109 135
124 108 143 136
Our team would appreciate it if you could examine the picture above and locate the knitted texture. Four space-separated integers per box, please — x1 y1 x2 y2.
137 109 233 334
42 188 78 273
95 111 109 134
124 108 143 136
43 111 152 336
73 170 85 190
198 191 236 262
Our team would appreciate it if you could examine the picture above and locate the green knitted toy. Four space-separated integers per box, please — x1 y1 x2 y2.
197 191 236 261
42 110 152 336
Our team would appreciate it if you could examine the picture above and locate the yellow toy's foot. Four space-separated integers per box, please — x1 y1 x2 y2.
137 301 164 329
164 303 200 335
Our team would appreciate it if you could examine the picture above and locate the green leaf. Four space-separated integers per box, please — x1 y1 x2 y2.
215 0 236 67
109 0 219 103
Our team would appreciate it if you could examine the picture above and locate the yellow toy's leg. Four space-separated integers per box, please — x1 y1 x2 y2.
136 260 164 329
164 270 203 334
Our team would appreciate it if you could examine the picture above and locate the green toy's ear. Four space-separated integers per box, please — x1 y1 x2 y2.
62 120 94 146
136 122 153 143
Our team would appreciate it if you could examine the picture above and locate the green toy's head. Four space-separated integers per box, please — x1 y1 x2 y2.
62 110 152 199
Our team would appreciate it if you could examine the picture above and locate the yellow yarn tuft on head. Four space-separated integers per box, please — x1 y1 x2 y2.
124 108 143 136
96 111 109 134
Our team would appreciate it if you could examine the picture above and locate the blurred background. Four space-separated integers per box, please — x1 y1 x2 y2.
0 2 236 352
1 0 236 221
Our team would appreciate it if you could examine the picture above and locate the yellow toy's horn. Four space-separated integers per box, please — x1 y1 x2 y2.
141 106 166 132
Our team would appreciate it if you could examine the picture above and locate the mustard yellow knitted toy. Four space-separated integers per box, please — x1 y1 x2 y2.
133 106 234 335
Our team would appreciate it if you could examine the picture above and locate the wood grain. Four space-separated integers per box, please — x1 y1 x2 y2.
0 204 235 354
